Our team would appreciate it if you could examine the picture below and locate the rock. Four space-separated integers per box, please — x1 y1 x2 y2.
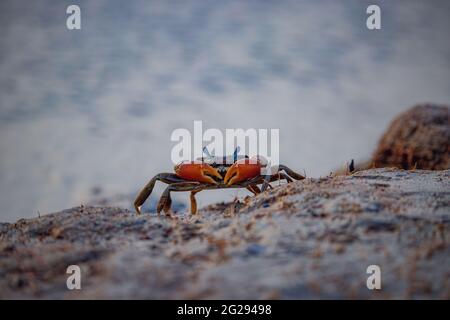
0 168 449 299
372 104 450 170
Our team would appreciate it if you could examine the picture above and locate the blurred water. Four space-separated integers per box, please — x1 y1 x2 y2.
0 0 449 222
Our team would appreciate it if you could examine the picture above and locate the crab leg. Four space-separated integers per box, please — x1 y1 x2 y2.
257 166 305 191
259 172 294 191
134 173 187 215
280 172 294 183
278 165 305 181
157 182 262 215
260 175 272 192
190 189 203 214
246 185 261 195
157 182 203 214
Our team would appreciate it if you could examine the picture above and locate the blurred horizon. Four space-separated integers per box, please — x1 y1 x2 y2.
1 0 450 222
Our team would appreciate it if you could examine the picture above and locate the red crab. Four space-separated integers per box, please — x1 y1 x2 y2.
134 147 305 215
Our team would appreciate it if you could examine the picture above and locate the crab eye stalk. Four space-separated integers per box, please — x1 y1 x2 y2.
224 159 262 185
175 161 222 184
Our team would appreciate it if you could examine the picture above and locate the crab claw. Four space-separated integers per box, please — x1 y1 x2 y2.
174 161 222 184
224 158 262 186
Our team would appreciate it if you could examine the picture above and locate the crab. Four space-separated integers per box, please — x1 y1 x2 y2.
134 147 305 215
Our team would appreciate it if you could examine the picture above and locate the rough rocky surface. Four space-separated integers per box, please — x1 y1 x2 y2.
372 104 450 170
88 191 185 214
1 168 449 299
